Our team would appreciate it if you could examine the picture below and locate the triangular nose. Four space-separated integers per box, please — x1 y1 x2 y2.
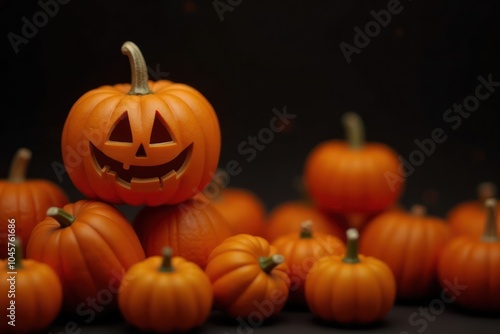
135 144 147 157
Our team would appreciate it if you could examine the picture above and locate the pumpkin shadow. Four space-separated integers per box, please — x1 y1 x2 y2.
207 310 287 328
310 316 389 330
443 303 500 318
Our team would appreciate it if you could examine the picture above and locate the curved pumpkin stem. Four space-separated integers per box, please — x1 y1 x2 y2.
300 220 313 238
477 182 497 203
342 228 360 264
482 199 499 242
159 247 174 272
342 112 365 149
8 148 32 183
121 41 152 95
259 254 285 274
410 204 427 217
46 207 75 228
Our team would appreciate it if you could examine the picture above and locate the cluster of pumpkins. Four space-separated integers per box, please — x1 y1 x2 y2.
1 41 499 333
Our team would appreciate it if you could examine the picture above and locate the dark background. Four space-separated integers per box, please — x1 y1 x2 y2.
2 0 500 332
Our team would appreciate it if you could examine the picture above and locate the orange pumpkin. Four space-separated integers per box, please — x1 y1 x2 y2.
0 148 68 258
438 198 500 313
61 41 220 206
446 182 500 238
133 195 233 269
1 238 62 333
303 112 404 214
305 228 396 324
211 187 266 236
118 247 213 332
205 234 290 319
26 200 145 311
271 220 345 305
360 205 451 300
265 200 345 243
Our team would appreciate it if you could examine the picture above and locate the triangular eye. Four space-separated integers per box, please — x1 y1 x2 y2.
150 112 173 144
109 112 133 142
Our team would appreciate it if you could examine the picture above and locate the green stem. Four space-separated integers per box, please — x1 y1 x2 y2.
259 254 285 274
481 199 499 242
342 228 360 264
121 41 152 95
300 220 313 238
159 247 174 272
8 148 32 183
341 112 365 149
11 237 23 270
477 182 497 203
46 207 75 228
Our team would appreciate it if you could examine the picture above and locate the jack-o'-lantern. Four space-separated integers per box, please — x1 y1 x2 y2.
61 41 221 206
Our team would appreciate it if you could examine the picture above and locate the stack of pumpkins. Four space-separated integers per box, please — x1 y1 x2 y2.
1 40 499 334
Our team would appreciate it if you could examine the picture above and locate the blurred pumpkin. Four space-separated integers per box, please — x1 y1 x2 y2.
360 205 451 300
438 198 500 313
304 112 404 214
271 220 345 305
61 41 220 206
1 238 62 333
118 247 213 332
0 148 68 259
205 234 290 319
305 228 396 324
133 195 233 269
211 186 266 236
26 200 145 311
265 200 345 243
446 182 500 238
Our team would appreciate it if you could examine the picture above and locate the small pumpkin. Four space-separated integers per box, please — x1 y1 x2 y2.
438 198 500 313
211 187 266 237
360 205 451 300
271 220 345 305
133 195 233 269
26 200 146 311
118 247 213 332
305 228 396 324
303 112 404 214
265 200 345 243
446 182 500 238
61 41 221 206
205 234 290 319
0 148 68 258
0 238 63 333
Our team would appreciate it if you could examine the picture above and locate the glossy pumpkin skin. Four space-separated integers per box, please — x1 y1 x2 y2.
0 242 63 333
211 187 266 237
438 199 500 313
446 183 500 238
271 221 345 304
305 229 396 324
134 195 233 269
265 201 345 243
205 234 291 319
360 206 451 300
26 200 146 311
118 250 213 332
0 148 68 259
304 113 404 214
61 41 220 206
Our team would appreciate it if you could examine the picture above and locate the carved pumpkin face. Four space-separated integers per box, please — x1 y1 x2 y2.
61 42 220 206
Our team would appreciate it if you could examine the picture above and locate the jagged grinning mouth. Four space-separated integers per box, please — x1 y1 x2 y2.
90 143 193 188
